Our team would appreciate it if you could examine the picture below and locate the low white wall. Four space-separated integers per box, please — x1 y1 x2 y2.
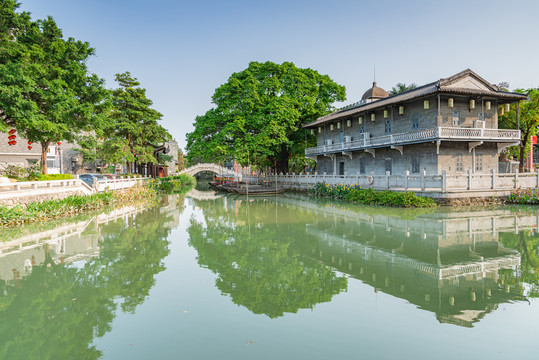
253 170 539 193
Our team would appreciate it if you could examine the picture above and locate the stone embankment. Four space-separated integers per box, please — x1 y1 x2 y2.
0 177 93 207
0 176 147 207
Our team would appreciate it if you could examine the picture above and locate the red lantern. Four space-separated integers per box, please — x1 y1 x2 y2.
8 135 16 140
28 146 32 150
57 142 61 145
12 140 16 145
27 141 32 145
8 129 16 134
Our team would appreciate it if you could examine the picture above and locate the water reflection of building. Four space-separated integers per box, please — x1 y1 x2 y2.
0 205 144 282
262 195 529 327
0 194 187 284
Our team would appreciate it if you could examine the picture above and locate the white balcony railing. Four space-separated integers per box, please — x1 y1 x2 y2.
305 127 520 156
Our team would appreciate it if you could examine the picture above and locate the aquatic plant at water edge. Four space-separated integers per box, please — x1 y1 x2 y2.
507 188 539 205
151 174 196 193
0 185 156 227
308 182 437 208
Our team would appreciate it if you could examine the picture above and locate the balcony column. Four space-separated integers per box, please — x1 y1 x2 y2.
404 170 409 190
437 94 442 125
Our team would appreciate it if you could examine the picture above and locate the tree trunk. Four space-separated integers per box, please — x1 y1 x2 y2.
126 161 131 174
41 141 50 174
279 143 289 174
519 143 526 172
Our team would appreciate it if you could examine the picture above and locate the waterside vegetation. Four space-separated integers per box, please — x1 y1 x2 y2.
507 188 539 205
309 182 437 208
0 185 156 227
150 174 197 193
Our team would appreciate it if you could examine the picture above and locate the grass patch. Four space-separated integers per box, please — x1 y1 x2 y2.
35 174 74 181
309 182 437 208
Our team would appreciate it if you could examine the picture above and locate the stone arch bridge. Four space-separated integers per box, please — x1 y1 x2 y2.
179 163 241 180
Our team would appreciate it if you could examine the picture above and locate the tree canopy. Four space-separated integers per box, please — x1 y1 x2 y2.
186 61 346 172
80 72 171 173
0 1 109 173
388 82 418 96
499 88 539 171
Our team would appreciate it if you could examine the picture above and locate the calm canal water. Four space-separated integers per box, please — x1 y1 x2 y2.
0 190 538 359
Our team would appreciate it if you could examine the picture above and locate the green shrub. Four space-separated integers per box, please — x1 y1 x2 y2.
37 174 74 181
159 179 183 192
507 188 539 204
309 182 436 208
178 173 196 187
2 165 27 180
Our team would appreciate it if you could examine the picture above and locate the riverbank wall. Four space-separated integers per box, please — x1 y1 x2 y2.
0 177 148 207
251 175 517 206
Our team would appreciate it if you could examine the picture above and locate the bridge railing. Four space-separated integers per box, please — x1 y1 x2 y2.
179 163 241 180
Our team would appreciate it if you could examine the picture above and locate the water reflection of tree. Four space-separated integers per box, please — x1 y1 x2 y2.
499 230 539 298
187 198 347 318
0 196 183 359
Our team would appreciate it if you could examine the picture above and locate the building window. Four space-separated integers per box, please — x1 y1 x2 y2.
411 155 420 173
46 160 55 169
476 154 483 172
385 118 392 133
339 162 345 176
452 110 460 126
456 154 463 172
359 157 365 174
412 114 419 129
359 125 365 133
478 112 485 121
385 159 392 174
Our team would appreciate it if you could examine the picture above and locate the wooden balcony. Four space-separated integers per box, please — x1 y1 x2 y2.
305 127 520 156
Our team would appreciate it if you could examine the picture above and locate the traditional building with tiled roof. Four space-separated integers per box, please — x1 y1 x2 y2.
303 69 526 177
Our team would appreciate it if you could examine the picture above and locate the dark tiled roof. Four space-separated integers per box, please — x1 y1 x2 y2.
361 82 389 100
304 69 527 128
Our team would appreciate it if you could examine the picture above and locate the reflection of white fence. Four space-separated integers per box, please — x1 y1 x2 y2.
255 169 539 192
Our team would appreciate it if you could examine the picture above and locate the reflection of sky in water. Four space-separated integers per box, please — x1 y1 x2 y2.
0 193 538 359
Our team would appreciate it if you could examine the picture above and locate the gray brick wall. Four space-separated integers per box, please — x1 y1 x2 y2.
438 142 498 174
438 96 498 129
316 143 439 176
312 95 504 176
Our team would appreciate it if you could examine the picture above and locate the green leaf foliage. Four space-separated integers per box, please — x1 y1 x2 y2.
309 182 437 208
498 88 539 171
93 72 171 172
186 61 345 172
0 1 109 173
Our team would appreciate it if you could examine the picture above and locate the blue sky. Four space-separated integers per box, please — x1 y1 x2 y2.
19 0 539 149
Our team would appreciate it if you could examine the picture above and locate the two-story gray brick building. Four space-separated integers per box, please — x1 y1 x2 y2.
304 69 526 176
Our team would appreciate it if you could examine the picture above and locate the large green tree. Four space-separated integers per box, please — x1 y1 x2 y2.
95 72 171 173
0 1 109 173
186 61 345 173
499 88 539 171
